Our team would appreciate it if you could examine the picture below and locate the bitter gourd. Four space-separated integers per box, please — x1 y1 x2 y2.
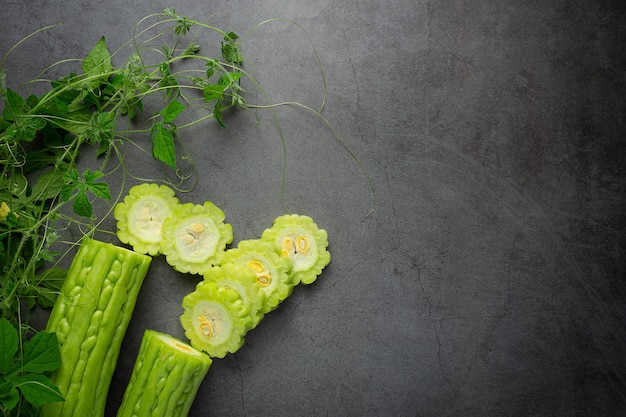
114 183 180 255
39 238 152 417
220 238 294 313
180 280 251 358
116 330 212 417
160 201 233 275
261 214 331 285
202 263 266 330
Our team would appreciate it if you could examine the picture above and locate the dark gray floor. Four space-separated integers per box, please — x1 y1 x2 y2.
2 1 625 416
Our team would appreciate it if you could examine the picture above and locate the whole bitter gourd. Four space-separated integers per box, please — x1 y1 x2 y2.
39 238 152 417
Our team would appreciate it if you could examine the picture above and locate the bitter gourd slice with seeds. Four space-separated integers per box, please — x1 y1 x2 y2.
116 330 212 417
114 183 180 255
180 280 251 358
221 238 294 313
40 238 152 417
201 263 266 330
160 201 233 275
261 214 330 285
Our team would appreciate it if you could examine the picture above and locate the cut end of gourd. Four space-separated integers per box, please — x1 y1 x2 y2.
154 331 206 358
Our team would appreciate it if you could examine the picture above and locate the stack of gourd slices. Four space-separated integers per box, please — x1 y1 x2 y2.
114 183 331 358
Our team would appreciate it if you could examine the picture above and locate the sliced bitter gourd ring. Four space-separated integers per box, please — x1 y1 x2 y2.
262 214 331 285
201 263 266 330
160 201 233 275
180 280 251 358
114 183 180 255
221 239 294 313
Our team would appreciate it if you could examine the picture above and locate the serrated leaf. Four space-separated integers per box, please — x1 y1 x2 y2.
150 122 176 168
0 318 18 374
82 36 112 78
15 374 64 407
22 331 61 374
160 99 185 124
72 190 92 217
88 182 111 200
82 168 103 182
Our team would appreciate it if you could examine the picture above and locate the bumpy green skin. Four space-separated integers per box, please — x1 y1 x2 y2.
221 239 294 313
160 201 233 275
180 280 251 358
40 238 152 417
114 183 180 256
261 214 330 285
116 330 212 417
202 263 266 330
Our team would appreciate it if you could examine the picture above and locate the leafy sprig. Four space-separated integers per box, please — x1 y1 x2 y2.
0 318 64 416
0 11 250 413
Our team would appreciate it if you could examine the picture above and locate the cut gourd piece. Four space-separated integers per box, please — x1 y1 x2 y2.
261 214 330 285
201 263 266 330
114 183 180 255
116 330 212 417
221 239 294 313
180 280 251 358
160 201 233 275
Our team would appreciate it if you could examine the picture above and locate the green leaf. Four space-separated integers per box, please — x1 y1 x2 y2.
150 122 176 168
15 374 64 407
86 111 115 146
30 168 65 202
34 267 66 308
0 318 18 374
0 386 19 411
88 182 111 200
214 101 226 128
13 116 46 142
205 59 217 79
221 32 242 64
22 331 61 374
82 168 103 182
203 84 225 103
61 168 110 217
2 88 25 121
82 36 112 78
72 190 92 217
158 62 178 99
160 99 185 124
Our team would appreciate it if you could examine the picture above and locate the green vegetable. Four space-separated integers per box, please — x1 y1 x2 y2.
160 201 233 275
0 10 250 394
114 183 181 255
180 280 251 358
202 263 266 330
116 330 212 417
0 318 64 416
221 238 294 313
261 214 330 285
39 238 152 417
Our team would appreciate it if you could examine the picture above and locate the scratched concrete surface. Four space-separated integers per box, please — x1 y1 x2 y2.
2 0 625 416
